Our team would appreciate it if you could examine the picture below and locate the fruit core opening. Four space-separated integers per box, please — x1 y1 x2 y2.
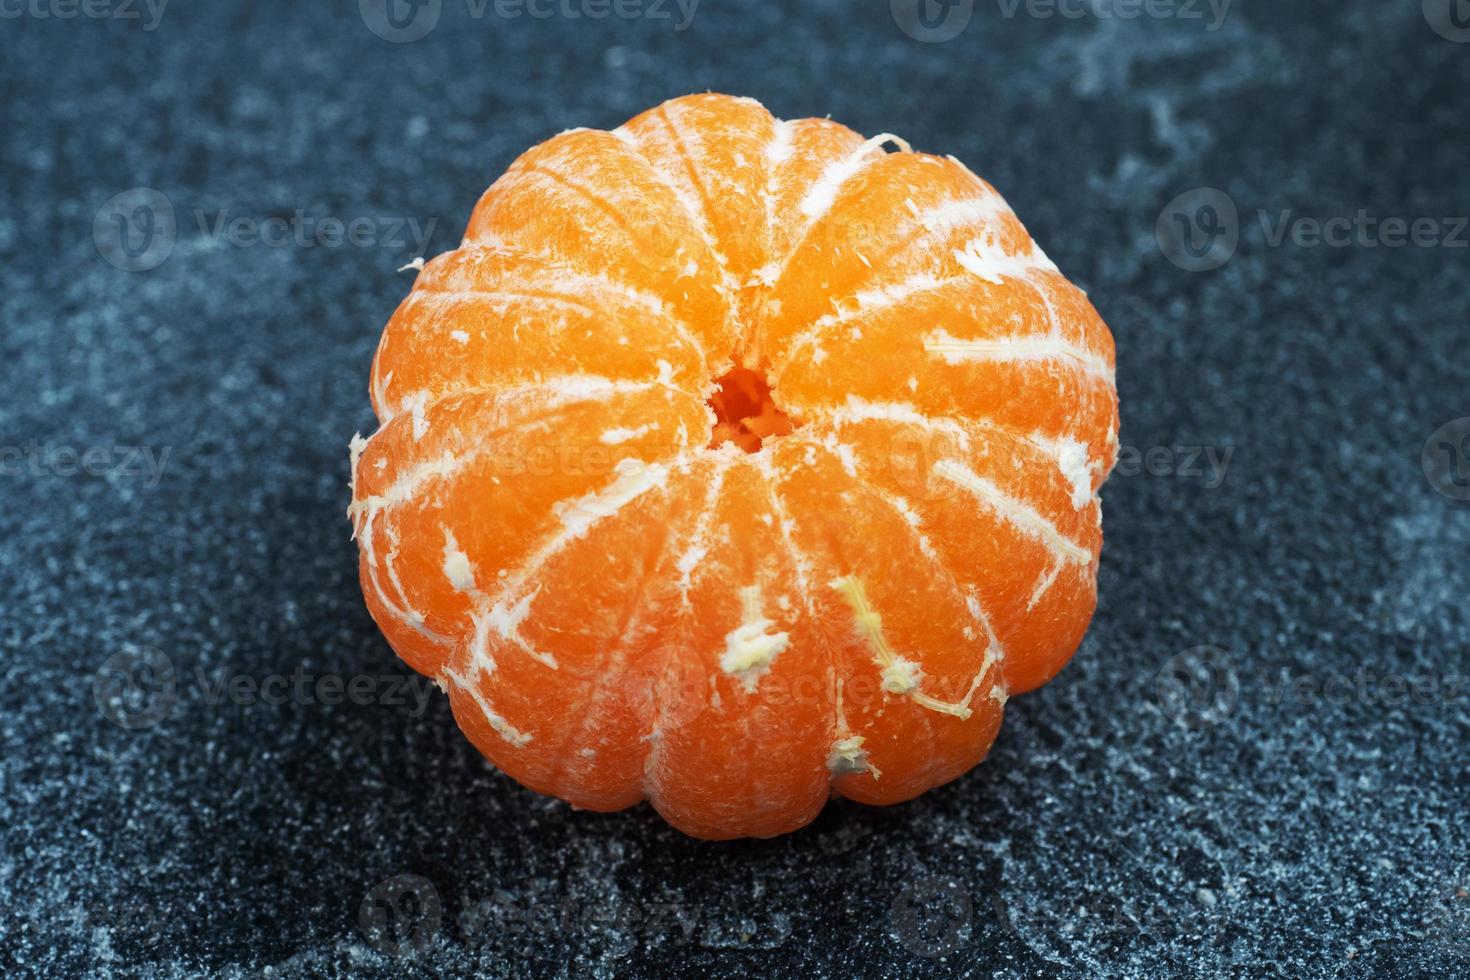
707 365 799 453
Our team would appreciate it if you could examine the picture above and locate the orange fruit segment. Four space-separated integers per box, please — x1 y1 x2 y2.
348 93 1120 840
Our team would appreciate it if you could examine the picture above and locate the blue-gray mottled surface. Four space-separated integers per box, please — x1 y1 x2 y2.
2 1 1467 976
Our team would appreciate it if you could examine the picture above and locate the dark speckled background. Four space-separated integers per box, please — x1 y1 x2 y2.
2 1 1468 976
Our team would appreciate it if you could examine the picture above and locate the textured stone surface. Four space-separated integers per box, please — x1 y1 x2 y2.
2 2 1468 976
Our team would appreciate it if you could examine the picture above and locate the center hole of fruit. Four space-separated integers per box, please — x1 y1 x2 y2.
707 365 798 453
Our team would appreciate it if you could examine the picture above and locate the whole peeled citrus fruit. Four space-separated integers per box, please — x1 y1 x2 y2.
348 94 1119 839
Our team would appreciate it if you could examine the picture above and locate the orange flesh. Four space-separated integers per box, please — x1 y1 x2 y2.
348 94 1120 839
707 366 798 452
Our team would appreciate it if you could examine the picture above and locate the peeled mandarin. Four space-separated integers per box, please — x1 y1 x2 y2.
347 93 1120 840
